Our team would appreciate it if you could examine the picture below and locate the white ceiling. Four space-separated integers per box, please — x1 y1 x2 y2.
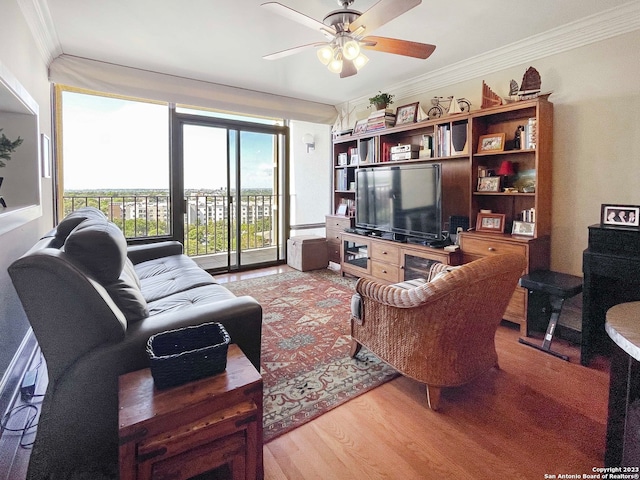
25 0 640 106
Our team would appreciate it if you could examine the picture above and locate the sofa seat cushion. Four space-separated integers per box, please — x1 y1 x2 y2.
140 266 217 302
146 284 237 316
135 254 203 280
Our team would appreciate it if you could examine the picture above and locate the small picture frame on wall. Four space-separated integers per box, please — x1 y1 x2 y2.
512 221 535 237
477 176 501 192
477 133 506 153
601 204 640 229
476 212 505 233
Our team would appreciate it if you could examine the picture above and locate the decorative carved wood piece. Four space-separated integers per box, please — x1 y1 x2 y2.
481 81 503 108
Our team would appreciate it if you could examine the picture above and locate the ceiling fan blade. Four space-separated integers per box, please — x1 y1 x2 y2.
362 36 435 59
263 42 327 60
261 2 336 36
340 59 358 78
350 0 421 34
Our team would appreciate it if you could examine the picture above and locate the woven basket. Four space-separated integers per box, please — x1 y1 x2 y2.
146 322 231 390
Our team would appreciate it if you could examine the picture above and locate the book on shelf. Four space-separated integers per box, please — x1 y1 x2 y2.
419 134 434 159
436 124 451 157
522 117 537 149
521 208 536 223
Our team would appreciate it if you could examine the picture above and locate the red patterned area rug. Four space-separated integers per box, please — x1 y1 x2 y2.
224 269 398 443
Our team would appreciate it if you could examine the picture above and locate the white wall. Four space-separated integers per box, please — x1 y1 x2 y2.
289 120 332 237
0 1 53 379
343 29 640 276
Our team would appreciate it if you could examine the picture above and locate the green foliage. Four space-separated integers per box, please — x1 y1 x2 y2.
368 91 394 108
0 129 24 168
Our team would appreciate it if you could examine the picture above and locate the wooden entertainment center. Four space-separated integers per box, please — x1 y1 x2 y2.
331 97 553 335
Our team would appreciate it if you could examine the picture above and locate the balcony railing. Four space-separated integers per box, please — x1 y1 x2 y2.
62 194 275 258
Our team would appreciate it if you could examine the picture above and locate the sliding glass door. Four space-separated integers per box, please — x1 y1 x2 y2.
174 112 288 272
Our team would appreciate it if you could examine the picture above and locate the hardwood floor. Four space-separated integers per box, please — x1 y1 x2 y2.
262 327 609 479
222 266 611 480
4 266 611 479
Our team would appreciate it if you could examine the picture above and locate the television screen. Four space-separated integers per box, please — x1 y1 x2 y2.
355 164 442 240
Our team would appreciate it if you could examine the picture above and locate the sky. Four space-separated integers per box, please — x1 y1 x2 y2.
62 92 276 190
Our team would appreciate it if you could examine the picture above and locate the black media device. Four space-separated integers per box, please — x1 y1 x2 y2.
355 163 443 242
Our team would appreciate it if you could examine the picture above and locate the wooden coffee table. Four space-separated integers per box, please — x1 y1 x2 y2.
118 344 263 480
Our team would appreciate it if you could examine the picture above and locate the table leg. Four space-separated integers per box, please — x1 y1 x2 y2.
519 295 570 361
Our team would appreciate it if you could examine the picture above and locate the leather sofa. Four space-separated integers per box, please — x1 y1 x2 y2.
8 207 262 479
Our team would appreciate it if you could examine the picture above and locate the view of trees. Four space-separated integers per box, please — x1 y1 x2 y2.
63 190 274 257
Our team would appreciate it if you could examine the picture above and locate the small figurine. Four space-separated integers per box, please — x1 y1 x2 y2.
514 125 524 149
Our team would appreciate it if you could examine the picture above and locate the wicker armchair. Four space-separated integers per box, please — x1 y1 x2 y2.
350 253 526 410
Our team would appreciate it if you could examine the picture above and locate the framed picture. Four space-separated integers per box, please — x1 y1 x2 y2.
601 204 640 228
476 213 505 233
353 119 368 135
512 221 535 237
336 204 348 216
41 133 51 178
477 176 501 192
477 133 506 153
394 102 419 126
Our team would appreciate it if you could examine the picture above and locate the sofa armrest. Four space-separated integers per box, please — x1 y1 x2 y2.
127 241 184 264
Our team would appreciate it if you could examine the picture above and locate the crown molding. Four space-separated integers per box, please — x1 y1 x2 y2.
17 0 63 66
344 0 640 111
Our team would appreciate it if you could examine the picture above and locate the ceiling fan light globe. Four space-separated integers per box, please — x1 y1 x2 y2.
354 53 369 70
343 40 360 60
328 58 343 74
317 46 333 65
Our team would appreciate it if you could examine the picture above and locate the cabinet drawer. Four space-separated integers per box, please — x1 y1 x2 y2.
326 216 353 230
326 228 343 244
371 242 401 264
460 236 527 258
371 261 400 283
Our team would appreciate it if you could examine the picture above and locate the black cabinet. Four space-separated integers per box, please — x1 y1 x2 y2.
582 225 640 365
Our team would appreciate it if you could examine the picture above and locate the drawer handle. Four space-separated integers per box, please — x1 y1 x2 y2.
382 251 388 254
488 247 496 252
382 269 387 273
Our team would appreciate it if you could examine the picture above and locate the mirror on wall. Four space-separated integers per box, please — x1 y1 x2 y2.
0 63 41 235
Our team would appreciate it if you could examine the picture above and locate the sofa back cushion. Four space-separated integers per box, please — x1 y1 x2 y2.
64 219 149 322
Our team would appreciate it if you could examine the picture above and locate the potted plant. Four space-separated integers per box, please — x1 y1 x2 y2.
0 128 23 168
0 128 24 207
369 91 394 110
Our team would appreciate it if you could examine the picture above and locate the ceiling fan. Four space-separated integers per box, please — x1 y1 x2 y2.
261 0 436 78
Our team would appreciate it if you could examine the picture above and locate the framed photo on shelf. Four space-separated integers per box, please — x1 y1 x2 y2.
478 133 506 153
600 204 640 229
336 204 348 216
512 221 535 237
394 102 419 126
477 176 501 192
353 119 368 135
476 213 505 233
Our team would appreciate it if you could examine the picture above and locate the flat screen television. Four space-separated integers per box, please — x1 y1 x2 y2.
355 163 442 241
